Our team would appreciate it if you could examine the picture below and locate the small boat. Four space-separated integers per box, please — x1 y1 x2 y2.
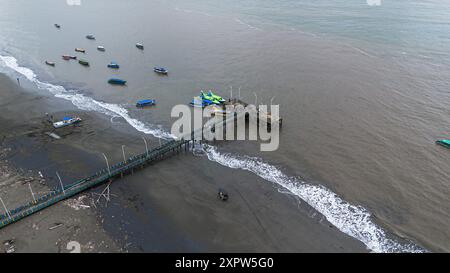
136 43 144 50
153 67 168 75
108 78 127 85
62 55 77 60
97 46 105 51
53 117 82 129
200 91 222 105
86 34 95 40
190 96 210 108
436 139 450 149
78 59 89 66
136 99 156 107
107 62 120 69
54 24 61 28
75 48 86 53
45 61 55 66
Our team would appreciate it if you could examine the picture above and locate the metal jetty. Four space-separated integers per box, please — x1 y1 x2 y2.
0 139 191 229
0 98 282 229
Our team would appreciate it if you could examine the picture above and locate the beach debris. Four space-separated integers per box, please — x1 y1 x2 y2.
3 239 15 253
218 189 229 201
65 195 90 210
108 78 127 85
49 223 63 230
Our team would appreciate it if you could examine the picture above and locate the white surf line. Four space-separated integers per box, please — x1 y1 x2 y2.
0 55 173 140
1 54 425 253
204 145 426 253
234 18 262 31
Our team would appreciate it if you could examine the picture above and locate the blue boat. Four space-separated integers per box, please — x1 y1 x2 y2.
190 96 213 108
107 62 120 69
108 78 127 85
136 99 156 107
154 67 168 74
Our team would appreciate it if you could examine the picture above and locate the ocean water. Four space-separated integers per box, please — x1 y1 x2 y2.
1 0 449 252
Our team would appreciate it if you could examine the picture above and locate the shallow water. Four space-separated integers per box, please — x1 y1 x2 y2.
0 0 449 252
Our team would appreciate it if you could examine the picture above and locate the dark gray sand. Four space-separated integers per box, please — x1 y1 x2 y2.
0 74 366 252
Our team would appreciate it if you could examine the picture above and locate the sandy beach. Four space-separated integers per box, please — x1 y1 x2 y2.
0 73 367 252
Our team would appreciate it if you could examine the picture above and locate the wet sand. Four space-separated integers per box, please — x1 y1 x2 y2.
0 74 367 252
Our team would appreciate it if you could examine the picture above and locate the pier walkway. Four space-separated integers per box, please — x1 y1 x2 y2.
0 98 282 229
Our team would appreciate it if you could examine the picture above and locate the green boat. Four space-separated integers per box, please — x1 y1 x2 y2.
79 60 89 66
208 90 225 103
436 139 450 148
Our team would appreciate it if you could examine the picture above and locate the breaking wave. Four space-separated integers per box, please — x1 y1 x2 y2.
0 55 173 139
204 145 425 253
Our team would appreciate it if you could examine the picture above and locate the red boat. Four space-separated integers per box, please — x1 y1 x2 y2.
62 55 77 60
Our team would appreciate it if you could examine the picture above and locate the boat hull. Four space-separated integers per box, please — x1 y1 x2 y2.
108 79 127 85
436 140 450 149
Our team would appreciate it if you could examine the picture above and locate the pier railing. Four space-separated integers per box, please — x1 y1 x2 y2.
0 139 191 229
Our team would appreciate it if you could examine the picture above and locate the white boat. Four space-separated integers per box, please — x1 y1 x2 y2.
97 46 105 51
53 117 82 129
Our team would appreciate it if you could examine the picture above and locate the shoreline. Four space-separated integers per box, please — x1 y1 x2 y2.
0 73 368 252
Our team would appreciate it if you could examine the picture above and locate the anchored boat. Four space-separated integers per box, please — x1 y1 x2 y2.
153 67 168 75
136 43 144 50
86 34 95 40
54 24 61 28
62 55 77 60
136 99 156 107
436 139 450 149
107 62 120 69
78 59 89 66
45 61 55 66
53 117 82 129
108 78 127 85
200 91 223 105
75 48 86 53
97 46 105 51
